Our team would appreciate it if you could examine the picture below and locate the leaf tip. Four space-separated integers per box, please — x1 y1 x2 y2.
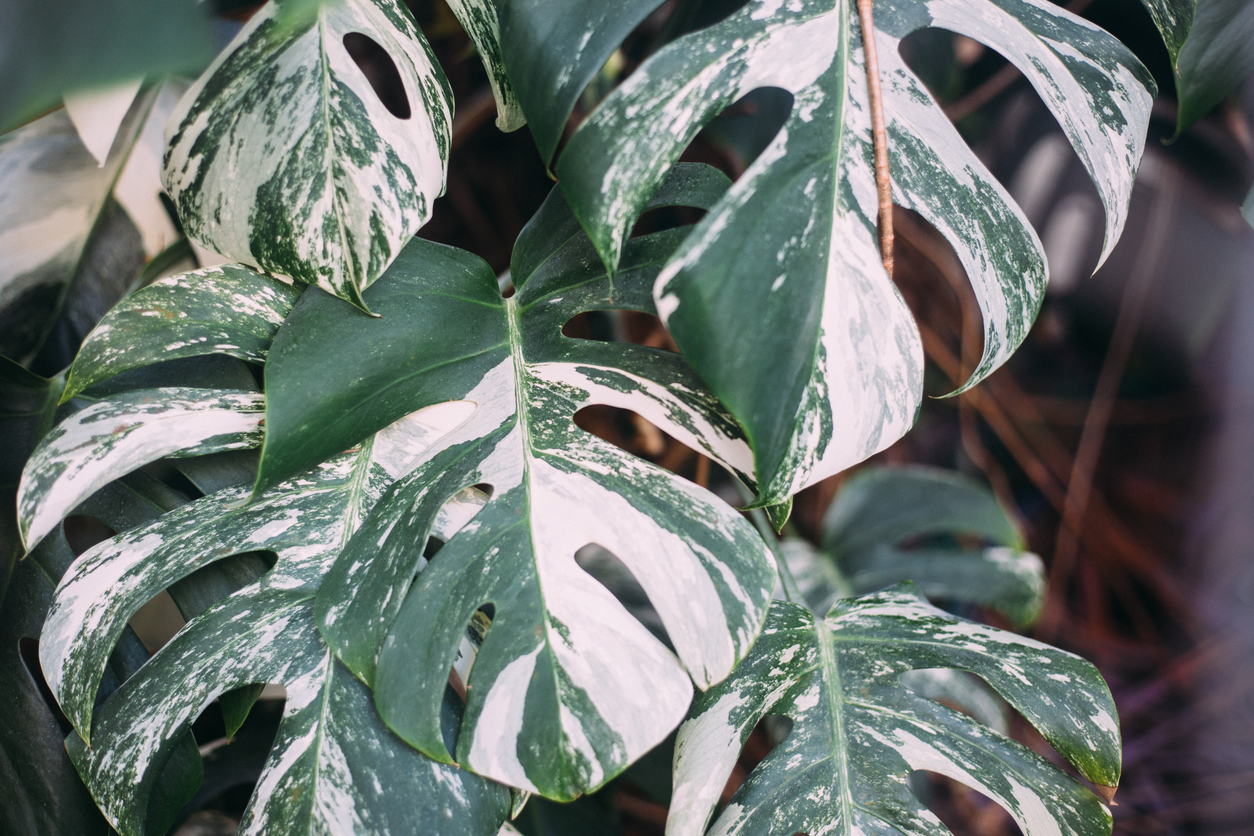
1094 783 1118 805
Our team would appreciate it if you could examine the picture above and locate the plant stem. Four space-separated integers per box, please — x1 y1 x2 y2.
856 0 894 277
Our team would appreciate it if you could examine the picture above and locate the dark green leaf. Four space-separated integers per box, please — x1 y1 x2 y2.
0 0 213 134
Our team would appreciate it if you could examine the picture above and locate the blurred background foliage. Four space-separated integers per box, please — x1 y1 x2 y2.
1 0 1252 834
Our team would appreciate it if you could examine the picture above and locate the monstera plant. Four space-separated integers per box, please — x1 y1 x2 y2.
2 0 1160 834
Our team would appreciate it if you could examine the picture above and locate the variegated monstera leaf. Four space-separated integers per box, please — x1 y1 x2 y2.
668 589 1121 836
284 173 774 802
17 289 511 836
25 406 511 836
30 166 777 805
546 0 1156 504
784 465 1045 626
161 0 454 310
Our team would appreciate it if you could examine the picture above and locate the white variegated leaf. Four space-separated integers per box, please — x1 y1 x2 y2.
445 0 526 131
162 0 453 309
35 410 510 836
246 172 774 801
668 592 1121 836
17 388 266 551
555 0 1156 502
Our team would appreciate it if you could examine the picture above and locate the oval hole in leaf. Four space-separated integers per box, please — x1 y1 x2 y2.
561 310 677 353
185 693 286 823
342 32 411 120
716 714 794 807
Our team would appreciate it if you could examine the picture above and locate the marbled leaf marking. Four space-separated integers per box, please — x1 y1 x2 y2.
445 0 526 130
668 590 1120 836
42 453 509 836
287 199 775 801
557 0 1153 503
162 0 453 309
64 264 302 399
18 389 266 551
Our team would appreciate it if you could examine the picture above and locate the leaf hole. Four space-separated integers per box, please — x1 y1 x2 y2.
714 714 794 808
178 695 285 830
62 514 118 556
907 770 1023 836
419 485 493 565
343 32 411 119
562 310 677 353
899 668 1009 734
690 87 792 179
575 544 674 649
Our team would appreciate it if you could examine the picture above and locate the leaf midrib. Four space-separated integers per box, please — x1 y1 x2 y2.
815 615 857 836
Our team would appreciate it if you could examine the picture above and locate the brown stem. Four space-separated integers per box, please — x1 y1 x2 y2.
856 0 894 277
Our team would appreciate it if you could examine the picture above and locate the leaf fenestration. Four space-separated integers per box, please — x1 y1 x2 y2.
668 591 1120 836
162 0 454 310
552 0 1155 503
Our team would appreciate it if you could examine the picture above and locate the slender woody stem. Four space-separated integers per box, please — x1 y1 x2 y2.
856 0 894 277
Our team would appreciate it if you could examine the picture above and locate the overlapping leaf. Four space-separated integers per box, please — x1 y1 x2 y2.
270 172 775 801
549 0 1154 503
0 91 153 360
785 465 1044 625
162 0 453 310
1138 0 1254 133
34 436 511 836
668 589 1120 836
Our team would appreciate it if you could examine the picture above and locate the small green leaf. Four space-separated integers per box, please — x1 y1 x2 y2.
162 0 454 309
668 591 1120 836
783 466 1044 626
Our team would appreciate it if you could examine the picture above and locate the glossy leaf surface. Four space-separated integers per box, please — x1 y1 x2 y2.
668 591 1120 836
162 0 453 309
554 0 1155 503
1139 0 1254 132
297 180 775 800
0 0 213 133
32 412 510 835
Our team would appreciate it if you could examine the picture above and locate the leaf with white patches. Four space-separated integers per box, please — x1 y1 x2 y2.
63 265 302 400
161 0 453 310
552 0 1155 503
0 90 154 361
445 0 526 131
18 388 266 552
275 173 776 801
788 465 1045 627
38 436 510 836
1138 0 1254 133
668 590 1120 836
